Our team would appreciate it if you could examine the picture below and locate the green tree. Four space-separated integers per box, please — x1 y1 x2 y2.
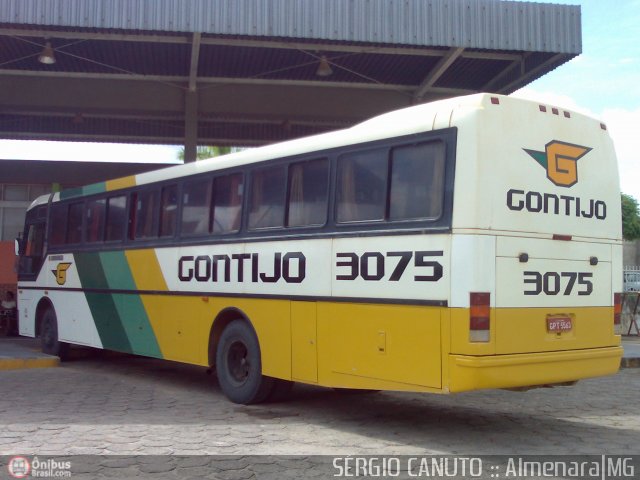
622 193 640 240
178 145 233 161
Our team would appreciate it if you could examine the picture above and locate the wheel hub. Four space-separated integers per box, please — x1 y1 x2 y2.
227 341 250 384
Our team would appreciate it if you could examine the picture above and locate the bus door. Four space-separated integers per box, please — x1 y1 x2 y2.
17 205 48 336
17 207 47 281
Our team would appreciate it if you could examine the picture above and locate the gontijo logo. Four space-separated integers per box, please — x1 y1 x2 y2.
52 262 72 285
524 140 592 187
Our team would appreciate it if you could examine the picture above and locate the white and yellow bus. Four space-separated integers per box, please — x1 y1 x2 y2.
16 93 623 404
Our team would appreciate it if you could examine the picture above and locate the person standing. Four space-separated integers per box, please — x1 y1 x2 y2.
1 291 17 335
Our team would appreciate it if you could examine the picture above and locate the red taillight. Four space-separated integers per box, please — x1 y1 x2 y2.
614 293 622 335
470 292 490 342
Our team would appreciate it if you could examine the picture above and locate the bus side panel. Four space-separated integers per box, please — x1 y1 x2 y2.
317 303 442 389
48 290 103 348
137 295 293 377
135 294 212 365
16 288 37 337
291 300 318 383
228 298 292 381
129 248 292 374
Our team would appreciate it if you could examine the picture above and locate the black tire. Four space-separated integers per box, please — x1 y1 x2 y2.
215 320 274 404
40 309 69 360
266 379 294 403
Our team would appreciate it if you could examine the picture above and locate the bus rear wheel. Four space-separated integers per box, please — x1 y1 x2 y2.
40 308 69 360
216 320 274 404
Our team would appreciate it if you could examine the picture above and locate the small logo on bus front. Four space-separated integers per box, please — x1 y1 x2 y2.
52 262 72 285
523 141 592 188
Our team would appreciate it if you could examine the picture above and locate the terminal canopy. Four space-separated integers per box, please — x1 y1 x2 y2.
0 0 582 154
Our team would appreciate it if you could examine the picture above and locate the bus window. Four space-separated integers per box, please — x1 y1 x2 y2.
159 185 178 238
86 198 106 242
49 203 67 246
134 190 159 239
249 167 284 230
213 173 243 234
181 178 212 236
287 158 328 227
19 221 45 276
336 148 387 223
389 141 445 221
105 195 127 242
66 202 84 244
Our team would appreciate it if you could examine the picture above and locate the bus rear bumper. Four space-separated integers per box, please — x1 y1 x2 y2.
448 346 623 393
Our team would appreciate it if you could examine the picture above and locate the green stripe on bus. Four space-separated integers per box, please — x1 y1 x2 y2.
59 187 84 200
74 252 132 353
59 182 106 200
99 252 163 358
82 182 107 196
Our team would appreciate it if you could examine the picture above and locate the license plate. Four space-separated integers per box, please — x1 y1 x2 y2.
547 315 572 333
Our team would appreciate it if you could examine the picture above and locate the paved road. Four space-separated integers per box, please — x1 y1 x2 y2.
1 349 638 459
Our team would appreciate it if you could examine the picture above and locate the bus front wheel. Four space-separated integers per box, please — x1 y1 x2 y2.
40 309 69 360
216 320 274 404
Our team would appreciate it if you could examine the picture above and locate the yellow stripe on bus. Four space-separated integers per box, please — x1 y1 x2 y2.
124 249 171 360
106 175 136 191
136 295 214 366
125 249 168 291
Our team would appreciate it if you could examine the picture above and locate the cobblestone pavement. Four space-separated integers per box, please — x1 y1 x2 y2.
1 349 638 460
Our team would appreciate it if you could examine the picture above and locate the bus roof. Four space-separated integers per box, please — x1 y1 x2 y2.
28 93 607 209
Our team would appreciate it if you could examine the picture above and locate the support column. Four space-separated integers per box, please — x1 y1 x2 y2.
183 32 202 163
184 90 198 163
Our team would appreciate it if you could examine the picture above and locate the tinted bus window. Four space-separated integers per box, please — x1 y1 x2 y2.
390 141 445 220
49 204 67 246
66 202 84 244
336 149 388 223
287 158 328 227
213 173 244 234
105 196 127 242
181 178 211 236
249 167 285 230
20 221 46 276
159 185 178 238
86 198 106 242
134 190 159 239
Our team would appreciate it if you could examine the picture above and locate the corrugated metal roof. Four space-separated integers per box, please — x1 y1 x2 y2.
0 34 190 75
198 45 442 85
0 0 582 148
2 0 582 54
434 56 511 90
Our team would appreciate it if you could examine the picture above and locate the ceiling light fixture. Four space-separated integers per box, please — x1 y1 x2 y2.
316 55 333 77
38 41 56 65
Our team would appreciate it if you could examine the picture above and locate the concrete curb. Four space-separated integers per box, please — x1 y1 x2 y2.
0 337 60 370
0 356 59 370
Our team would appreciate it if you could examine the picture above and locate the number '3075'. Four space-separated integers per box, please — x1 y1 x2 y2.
523 271 593 296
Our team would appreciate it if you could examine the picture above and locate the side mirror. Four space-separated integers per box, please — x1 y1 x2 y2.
14 237 23 256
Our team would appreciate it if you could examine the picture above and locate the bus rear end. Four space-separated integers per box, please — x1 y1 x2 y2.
447 94 622 392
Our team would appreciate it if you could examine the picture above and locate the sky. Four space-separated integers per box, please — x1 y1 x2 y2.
1 0 639 198
511 0 640 199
